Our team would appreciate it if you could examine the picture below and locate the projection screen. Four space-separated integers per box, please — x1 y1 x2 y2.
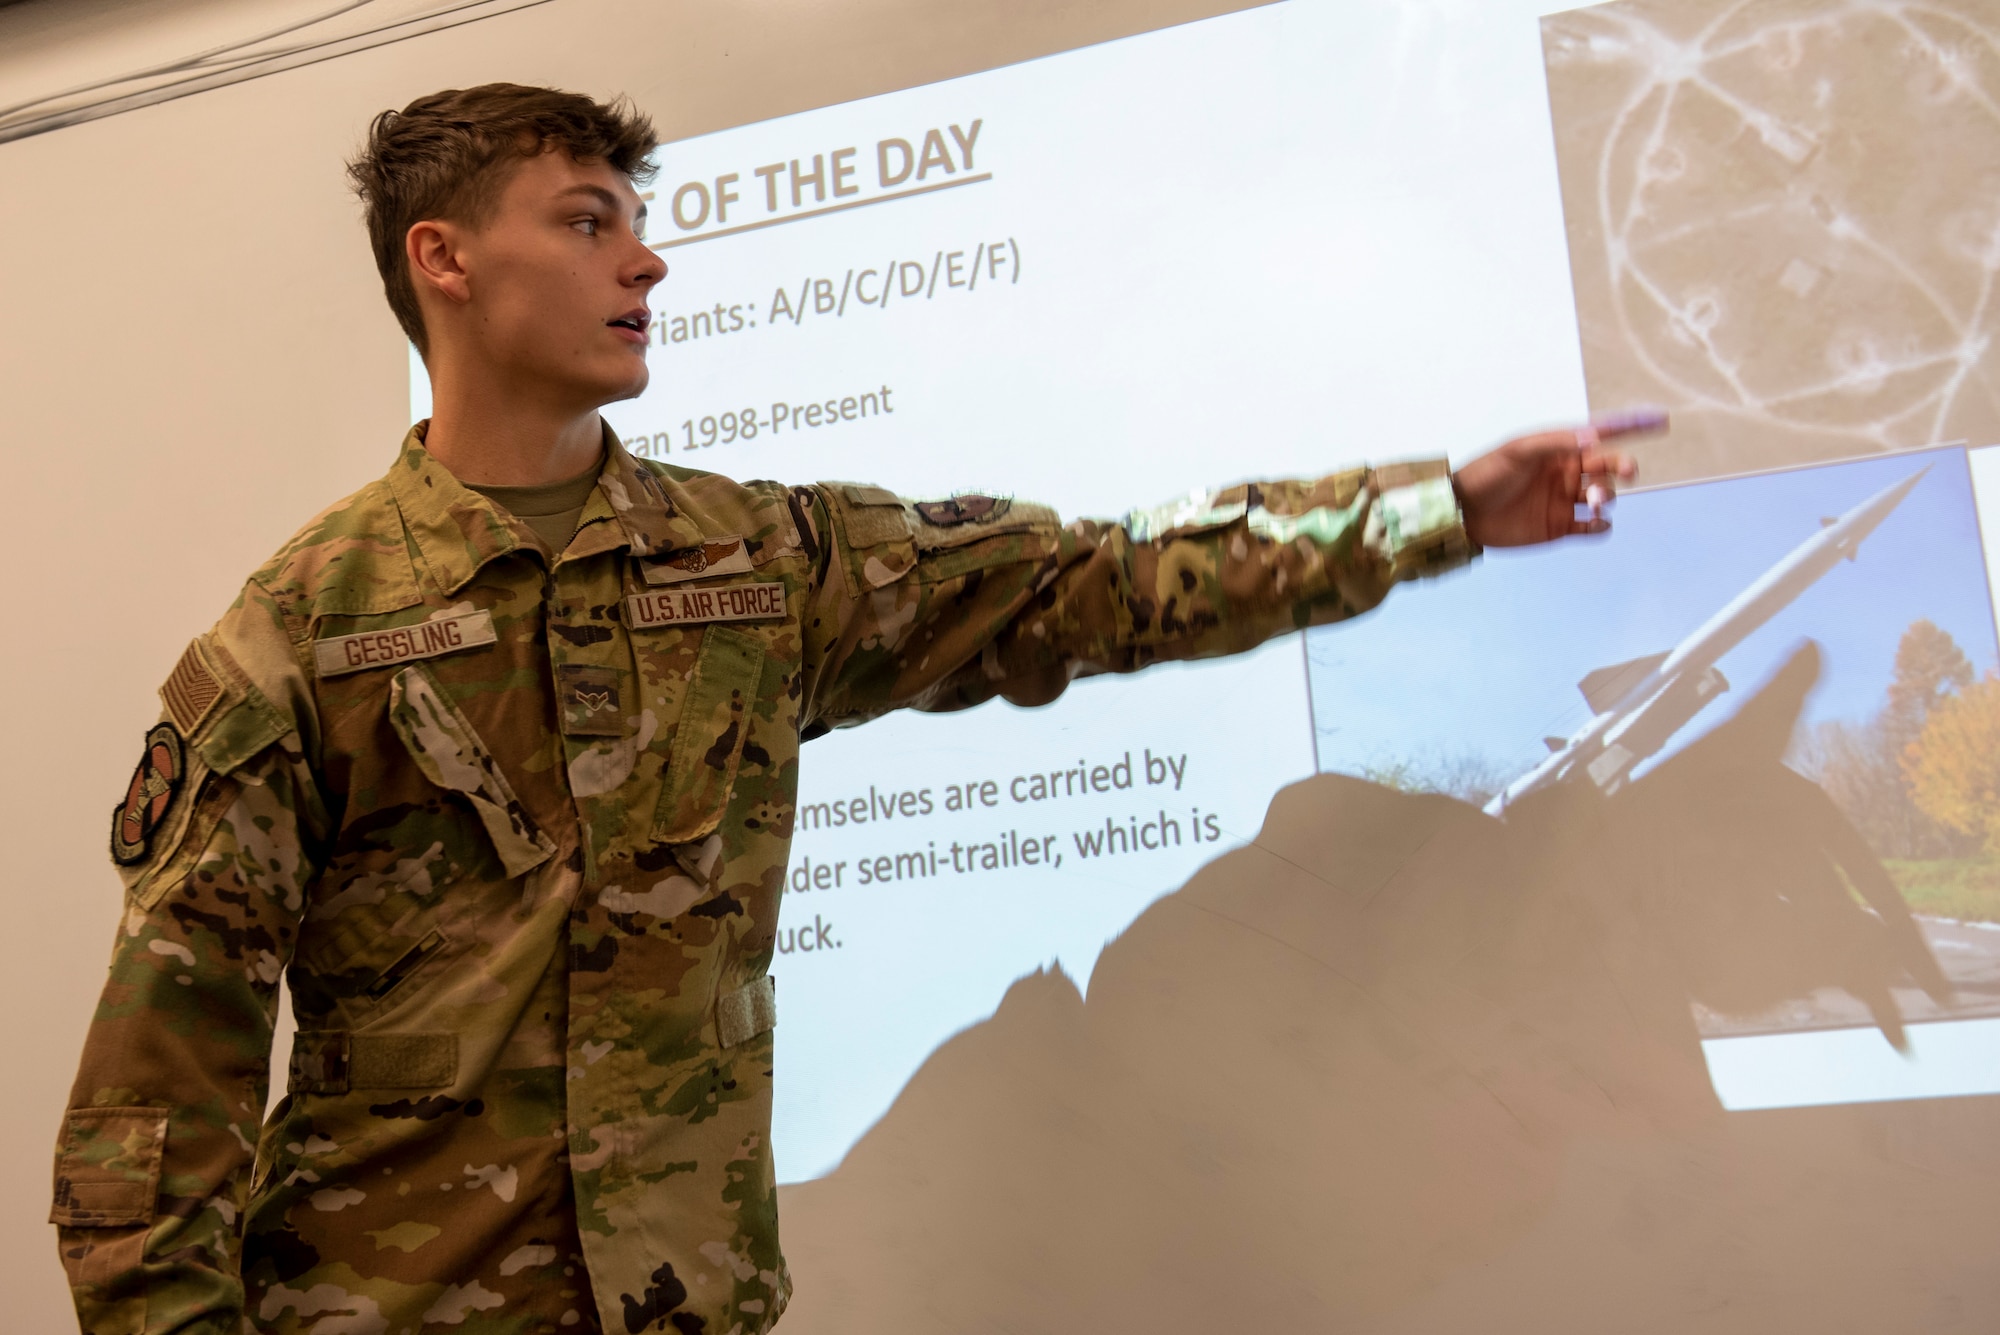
9 0 2000 1330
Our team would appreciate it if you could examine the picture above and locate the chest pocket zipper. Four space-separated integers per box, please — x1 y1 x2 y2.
363 928 448 1001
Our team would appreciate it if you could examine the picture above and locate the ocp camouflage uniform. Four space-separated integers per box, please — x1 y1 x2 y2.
54 424 1473 1335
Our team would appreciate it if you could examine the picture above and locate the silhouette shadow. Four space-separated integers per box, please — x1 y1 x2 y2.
777 643 2000 1333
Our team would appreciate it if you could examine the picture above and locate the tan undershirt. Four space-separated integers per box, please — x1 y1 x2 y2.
464 462 603 556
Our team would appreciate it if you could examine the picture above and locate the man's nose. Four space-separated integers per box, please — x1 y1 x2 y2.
628 235 667 288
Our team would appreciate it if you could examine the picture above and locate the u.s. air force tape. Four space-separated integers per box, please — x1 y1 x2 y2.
313 610 498 678
625 581 786 629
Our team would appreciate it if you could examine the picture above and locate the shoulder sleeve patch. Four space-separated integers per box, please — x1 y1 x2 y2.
911 495 1060 554
110 723 187 867
914 495 1008 527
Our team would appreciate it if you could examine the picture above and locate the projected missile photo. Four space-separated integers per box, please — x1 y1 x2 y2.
1309 444 2000 1108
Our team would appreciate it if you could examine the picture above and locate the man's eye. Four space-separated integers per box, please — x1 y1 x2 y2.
573 217 599 236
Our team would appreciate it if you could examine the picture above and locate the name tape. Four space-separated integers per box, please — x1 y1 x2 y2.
314 610 497 678
626 581 786 629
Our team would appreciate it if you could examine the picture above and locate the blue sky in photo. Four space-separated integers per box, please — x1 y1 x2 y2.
1307 446 1999 786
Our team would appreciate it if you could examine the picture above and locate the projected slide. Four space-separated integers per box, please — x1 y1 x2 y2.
402 0 2000 1194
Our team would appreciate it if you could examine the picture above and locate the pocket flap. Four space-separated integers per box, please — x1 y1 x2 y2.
51 1107 168 1228
388 664 555 878
829 483 914 548
165 636 292 777
653 627 765 845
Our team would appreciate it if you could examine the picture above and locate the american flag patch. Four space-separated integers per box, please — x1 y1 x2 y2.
160 640 223 734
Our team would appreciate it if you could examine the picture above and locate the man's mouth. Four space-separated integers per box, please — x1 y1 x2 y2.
607 310 650 337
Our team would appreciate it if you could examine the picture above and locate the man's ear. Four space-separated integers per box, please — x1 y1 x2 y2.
407 219 473 307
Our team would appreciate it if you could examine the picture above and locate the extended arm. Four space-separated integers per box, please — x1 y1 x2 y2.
796 459 1456 726
796 417 1652 727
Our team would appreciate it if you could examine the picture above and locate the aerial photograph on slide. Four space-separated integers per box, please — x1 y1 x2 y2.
1544 0 2000 484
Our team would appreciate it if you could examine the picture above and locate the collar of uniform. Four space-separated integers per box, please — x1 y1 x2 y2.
562 423 706 563
386 423 536 596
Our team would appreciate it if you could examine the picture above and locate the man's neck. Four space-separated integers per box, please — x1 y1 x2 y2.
420 357 607 486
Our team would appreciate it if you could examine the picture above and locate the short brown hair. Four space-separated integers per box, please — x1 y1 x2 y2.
348 83 659 354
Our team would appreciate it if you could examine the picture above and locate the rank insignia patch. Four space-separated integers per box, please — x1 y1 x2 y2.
558 664 626 737
111 723 186 866
915 495 1010 527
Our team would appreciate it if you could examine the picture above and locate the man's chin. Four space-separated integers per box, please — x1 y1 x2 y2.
584 363 651 409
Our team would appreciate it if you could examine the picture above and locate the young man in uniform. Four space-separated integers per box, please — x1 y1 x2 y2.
53 85 1656 1335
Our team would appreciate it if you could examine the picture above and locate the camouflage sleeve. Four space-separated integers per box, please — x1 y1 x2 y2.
54 578 322 1335
795 459 1475 728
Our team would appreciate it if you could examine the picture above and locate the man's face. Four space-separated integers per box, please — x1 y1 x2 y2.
440 150 665 407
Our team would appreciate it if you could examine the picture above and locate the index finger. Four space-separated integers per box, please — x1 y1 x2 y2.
1590 407 1670 441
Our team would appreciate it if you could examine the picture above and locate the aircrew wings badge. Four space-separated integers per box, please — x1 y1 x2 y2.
640 536 756 586
110 723 186 866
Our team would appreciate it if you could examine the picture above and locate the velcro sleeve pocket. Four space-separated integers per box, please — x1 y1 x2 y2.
825 483 917 589
50 1107 168 1228
836 484 909 542
653 626 766 844
166 636 292 778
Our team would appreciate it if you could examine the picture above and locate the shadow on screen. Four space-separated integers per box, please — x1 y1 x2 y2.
776 644 2000 1331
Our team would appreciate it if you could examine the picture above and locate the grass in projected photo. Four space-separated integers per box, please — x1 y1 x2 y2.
1307 443 2000 1107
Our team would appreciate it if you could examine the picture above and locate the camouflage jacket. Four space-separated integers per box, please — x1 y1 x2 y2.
54 424 1473 1335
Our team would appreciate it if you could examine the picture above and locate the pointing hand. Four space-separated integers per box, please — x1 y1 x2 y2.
1450 409 1665 548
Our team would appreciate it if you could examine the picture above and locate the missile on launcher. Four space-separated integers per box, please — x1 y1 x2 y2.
1484 465 1927 818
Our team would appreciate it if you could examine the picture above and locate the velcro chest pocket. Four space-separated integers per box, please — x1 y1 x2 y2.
654 626 766 845
387 663 554 878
